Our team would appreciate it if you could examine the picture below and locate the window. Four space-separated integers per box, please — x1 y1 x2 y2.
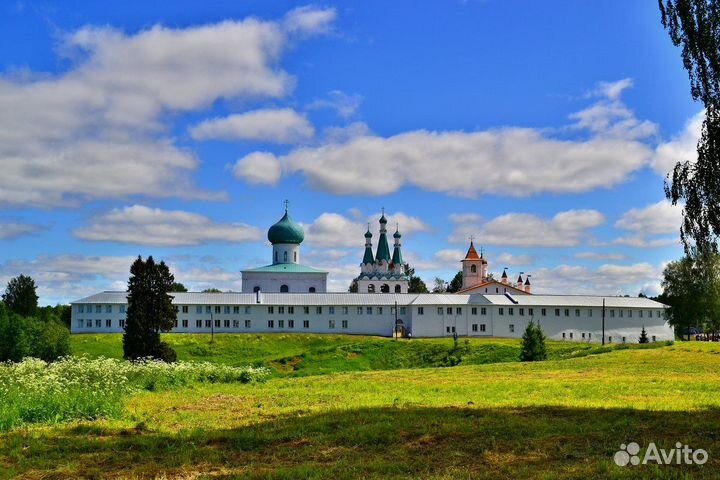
562 332 566 339
555 308 560 317
367 307 372 315
395 285 402 293
529 308 534 316
245 306 251 314
206 306 211 314
582 332 585 339
95 305 102 313
244 320 251 328
438 307 444 315
106 319 112 328
519 308 524 316
418 307 424 315
215 319 220 327
182 306 189 313
569 332 573 339
357 307 363 315
622 336 626 343
329 306 335 315
205 320 211 328
106 305 112 313
79 305 85 313
304 306 310 314
472 324 478 332
508 307 514 316
233 320 239 328
268 306 274 314
652 335 656 342
309 287 316 293
381 284 390 293
588 333 592 339
294 251 297 262
119 319 125 328
377 307 383 314
471 307 477 315
368 284 376 293
608 336 612 343
456 307 462 315
174 320 179 328
575 309 580 317
231 306 238 314
342 320 348 329
224 320 230 328
279 306 285 314
619 310 624 318
284 251 288 262
610 309 616 318
120 305 126 314
588 309 593 317
499 308 504 316
329 320 336 329
268 320 274 328
95 319 101 328
196 320 202 328
639 310 644 318
471 265 477 273
446 326 456 333
316 307 322 314
565 309 570 317
481 307 487 315
303 320 309 328
280 284 289 293
656 310 661 318
447 307 453 315
480 324 486 332
289 320 294 328
197 306 204 314
400 307 406 315
214 306 220 314
509 324 515 333
182 319 189 328
278 320 284 328
342 307 349 315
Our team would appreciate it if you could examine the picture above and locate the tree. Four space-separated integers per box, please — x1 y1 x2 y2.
405 266 429 293
432 277 447 293
447 271 463 293
639 326 649 344
348 279 358 293
520 320 547 362
123 256 177 362
2 274 38 317
169 282 188 292
659 1 720 254
201 288 222 293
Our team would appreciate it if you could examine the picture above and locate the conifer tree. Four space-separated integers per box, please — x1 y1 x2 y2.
123 256 177 361
520 320 547 362
639 326 649 344
2 274 38 317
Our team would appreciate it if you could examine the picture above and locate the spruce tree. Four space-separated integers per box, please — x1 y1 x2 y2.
639 326 649 344
2 274 38 317
520 320 547 362
123 256 177 361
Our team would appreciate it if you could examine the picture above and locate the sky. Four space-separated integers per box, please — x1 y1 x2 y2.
0 0 703 304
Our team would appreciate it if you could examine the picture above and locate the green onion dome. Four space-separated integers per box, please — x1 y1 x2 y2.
268 210 304 245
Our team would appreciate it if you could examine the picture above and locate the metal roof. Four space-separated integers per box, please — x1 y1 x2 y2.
71 291 667 308
242 263 327 274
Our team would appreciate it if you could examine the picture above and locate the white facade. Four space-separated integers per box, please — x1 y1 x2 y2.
71 291 674 343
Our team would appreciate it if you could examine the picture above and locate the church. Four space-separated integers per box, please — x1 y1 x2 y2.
70 204 674 343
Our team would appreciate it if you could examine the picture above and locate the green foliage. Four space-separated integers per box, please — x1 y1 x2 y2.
123 256 178 362
659 1 720 253
520 320 547 362
0 306 70 362
431 276 447 293
201 288 222 293
2 274 38 317
446 271 463 293
168 282 188 292
407 276 428 293
347 279 358 293
0 357 268 431
639 326 649 344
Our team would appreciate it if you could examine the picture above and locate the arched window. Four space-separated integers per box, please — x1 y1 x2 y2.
280 285 289 293
274 251 278 263
284 251 288 262
309 287 316 293
294 251 297 262
253 286 261 293
394 285 402 293
368 284 376 293
470 265 477 273
381 284 390 293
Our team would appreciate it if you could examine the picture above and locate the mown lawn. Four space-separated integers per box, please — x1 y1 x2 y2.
2 341 720 478
70 333 669 377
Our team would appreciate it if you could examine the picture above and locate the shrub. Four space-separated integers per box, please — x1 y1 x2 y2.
0 310 70 362
520 321 548 362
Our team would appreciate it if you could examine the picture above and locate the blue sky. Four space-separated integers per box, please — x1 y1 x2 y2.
0 1 701 304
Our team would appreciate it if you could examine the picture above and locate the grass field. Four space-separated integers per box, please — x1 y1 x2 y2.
1 336 719 478
70 333 670 377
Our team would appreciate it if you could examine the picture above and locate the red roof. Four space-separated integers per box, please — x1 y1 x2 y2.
463 241 480 260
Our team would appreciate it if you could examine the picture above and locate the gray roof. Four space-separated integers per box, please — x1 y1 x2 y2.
71 291 667 308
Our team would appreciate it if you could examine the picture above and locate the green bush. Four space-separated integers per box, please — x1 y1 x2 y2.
520 320 548 362
0 306 70 362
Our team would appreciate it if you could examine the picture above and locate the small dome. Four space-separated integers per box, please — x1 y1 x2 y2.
379 214 387 224
268 210 304 245
365 226 372 238
393 229 401 239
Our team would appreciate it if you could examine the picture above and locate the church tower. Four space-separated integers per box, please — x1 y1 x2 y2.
391 226 404 274
356 209 409 293
461 240 487 290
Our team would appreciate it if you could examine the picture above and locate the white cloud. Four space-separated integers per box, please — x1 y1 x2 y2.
593 78 635 101
531 261 663 296
233 152 283 185
240 81 654 197
616 200 683 235
190 108 314 143
283 6 337 36
0 8 336 206
307 90 363 118
651 110 704 175
612 236 679 248
574 251 628 261
496 253 536 266
74 205 262 246
434 249 466 264
0 222 42 240
449 209 605 247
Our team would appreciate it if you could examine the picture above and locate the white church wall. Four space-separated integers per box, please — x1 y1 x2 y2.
241 272 327 293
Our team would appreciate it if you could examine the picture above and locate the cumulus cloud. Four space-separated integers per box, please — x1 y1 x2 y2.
0 222 43 240
237 80 655 196
190 108 314 143
616 200 683 235
496 253 536 266
74 205 262 246
0 8 335 206
307 90 363 118
233 152 284 185
283 5 337 36
652 110 704 175
531 261 663 296
449 209 605 247
575 251 628 261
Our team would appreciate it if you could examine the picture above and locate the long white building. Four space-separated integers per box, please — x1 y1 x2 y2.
71 291 672 343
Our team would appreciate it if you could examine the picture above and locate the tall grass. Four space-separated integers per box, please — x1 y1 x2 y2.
0 357 268 431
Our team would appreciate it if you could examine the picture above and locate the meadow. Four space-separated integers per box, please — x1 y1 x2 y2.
1 335 718 479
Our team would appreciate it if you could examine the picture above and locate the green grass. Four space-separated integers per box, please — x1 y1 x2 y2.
2 341 719 478
71 333 670 377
